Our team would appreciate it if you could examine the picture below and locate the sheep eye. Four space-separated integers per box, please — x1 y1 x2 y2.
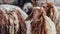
43 6 45 8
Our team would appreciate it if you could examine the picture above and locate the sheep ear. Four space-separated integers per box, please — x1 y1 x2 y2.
25 12 33 21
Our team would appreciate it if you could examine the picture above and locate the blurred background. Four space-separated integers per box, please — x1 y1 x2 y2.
0 0 60 8
38 0 60 7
